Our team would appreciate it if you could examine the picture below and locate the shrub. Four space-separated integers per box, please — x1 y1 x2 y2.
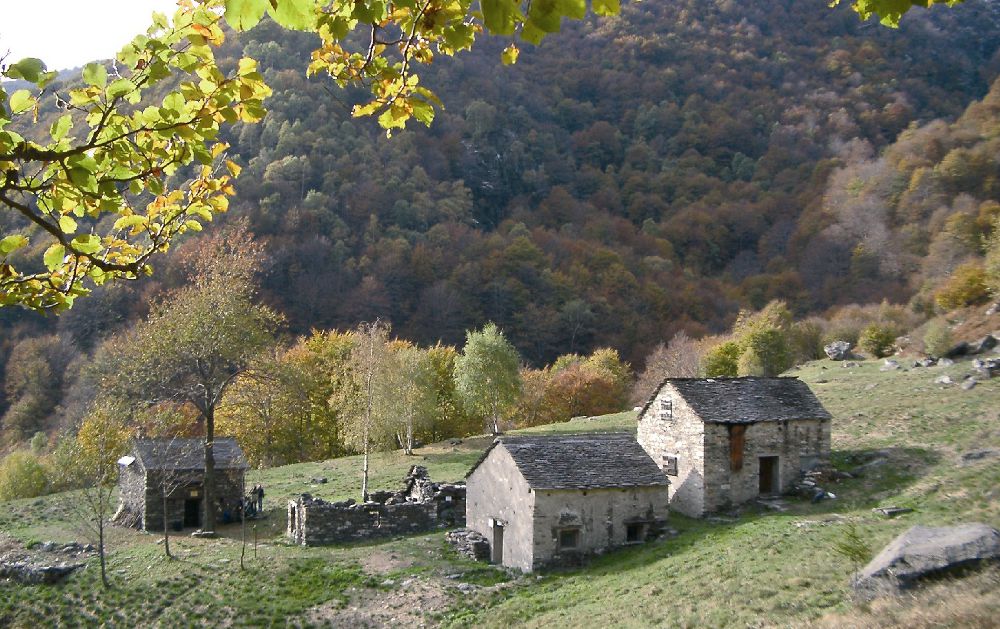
738 328 792 376
934 262 990 311
858 323 898 358
923 318 954 357
0 451 49 501
703 341 741 377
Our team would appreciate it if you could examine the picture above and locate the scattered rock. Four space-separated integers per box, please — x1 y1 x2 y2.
190 530 217 538
938 357 955 367
961 378 978 390
879 359 900 372
872 506 913 518
971 335 998 355
456 583 477 593
825 340 853 361
842 361 860 368
960 449 999 465
853 523 1000 601
309 477 328 484
913 357 937 368
445 529 491 562
448 439 463 446
934 375 952 385
815 379 829 384
0 561 85 584
972 357 1000 378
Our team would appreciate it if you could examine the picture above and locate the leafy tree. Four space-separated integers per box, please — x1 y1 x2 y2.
67 402 134 588
0 0 621 311
702 341 741 378
454 323 521 435
858 323 898 358
94 227 280 534
0 450 49 501
336 319 394 500
923 317 954 357
934 261 990 310
382 345 436 455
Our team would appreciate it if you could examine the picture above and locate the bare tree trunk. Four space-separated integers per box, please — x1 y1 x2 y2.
362 440 369 502
240 476 247 570
406 420 414 455
162 489 171 558
98 515 108 588
203 406 216 533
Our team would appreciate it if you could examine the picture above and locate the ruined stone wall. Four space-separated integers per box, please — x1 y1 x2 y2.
702 418 831 513
530 486 669 571
466 446 536 571
637 382 705 517
288 467 466 546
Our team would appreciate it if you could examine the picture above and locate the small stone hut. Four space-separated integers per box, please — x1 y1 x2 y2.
116 437 248 531
465 433 669 572
637 377 832 518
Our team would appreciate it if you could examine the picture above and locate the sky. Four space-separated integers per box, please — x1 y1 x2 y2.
1 0 182 71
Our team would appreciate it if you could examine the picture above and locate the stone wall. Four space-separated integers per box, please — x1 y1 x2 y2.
466 445 537 571
130 468 245 532
702 418 831 513
530 486 669 571
288 466 466 546
637 382 706 517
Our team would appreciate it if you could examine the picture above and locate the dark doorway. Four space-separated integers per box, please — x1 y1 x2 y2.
491 521 504 564
759 456 779 495
183 498 201 528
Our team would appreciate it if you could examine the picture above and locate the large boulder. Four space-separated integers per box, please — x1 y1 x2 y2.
853 523 1000 601
824 340 853 361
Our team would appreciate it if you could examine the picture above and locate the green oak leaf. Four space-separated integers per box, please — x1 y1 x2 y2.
482 0 521 35
224 0 269 31
59 215 78 234
268 0 317 30
82 63 108 88
0 235 28 255
8 90 34 115
50 114 73 141
43 244 65 270
71 234 102 255
5 58 46 83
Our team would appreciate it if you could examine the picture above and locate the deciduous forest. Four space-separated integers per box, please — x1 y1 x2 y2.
2 0 1000 468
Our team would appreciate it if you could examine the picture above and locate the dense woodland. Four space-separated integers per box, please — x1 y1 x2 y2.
2 0 1000 476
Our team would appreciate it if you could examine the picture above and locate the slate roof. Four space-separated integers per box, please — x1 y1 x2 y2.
132 437 248 471
467 433 668 490
640 377 831 424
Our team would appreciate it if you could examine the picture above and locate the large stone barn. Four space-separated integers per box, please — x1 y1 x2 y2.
116 437 248 531
637 377 832 518
465 433 669 572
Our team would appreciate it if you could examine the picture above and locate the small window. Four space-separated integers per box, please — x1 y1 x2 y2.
626 523 646 543
662 455 678 476
558 528 580 550
660 398 673 420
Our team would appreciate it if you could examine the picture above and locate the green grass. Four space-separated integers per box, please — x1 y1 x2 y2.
0 364 997 627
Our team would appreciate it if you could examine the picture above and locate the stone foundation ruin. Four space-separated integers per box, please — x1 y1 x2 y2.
287 466 466 546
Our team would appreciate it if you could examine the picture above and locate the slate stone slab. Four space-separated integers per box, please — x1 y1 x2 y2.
853 523 1000 601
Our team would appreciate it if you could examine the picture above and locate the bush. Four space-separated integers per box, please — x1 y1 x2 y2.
0 451 49 501
923 318 954 357
934 262 990 311
738 328 792 376
858 323 898 358
703 341 741 377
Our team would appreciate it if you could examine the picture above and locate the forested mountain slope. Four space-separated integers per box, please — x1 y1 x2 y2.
2 0 999 380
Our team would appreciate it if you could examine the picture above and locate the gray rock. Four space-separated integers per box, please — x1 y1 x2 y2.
853 523 1000 601
934 375 952 385
872 506 913 518
880 359 900 372
960 449 999 465
938 357 955 367
825 340 853 361
961 378 978 390
971 335 998 355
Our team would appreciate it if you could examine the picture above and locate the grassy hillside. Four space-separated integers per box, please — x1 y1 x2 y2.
1 364 998 627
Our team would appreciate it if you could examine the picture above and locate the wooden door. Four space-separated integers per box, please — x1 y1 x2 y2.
758 456 779 495
184 498 201 528
491 522 504 564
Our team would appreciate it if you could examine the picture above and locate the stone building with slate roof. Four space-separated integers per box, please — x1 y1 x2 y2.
465 433 669 571
637 377 832 517
116 437 248 531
